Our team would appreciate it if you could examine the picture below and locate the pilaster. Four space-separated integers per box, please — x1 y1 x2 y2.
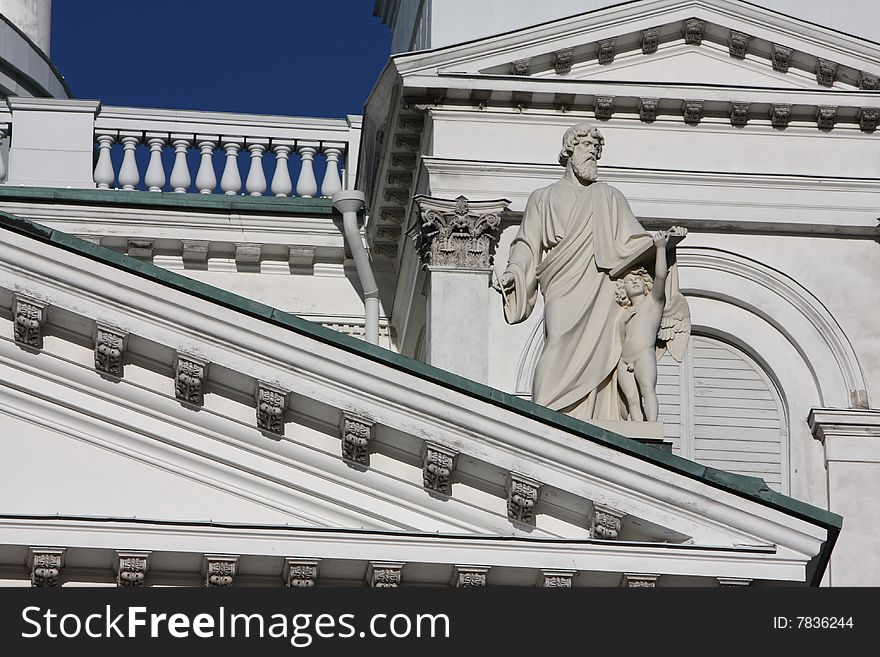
411 194 510 383
809 408 880 586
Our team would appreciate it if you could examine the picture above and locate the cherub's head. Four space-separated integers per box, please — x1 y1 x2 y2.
614 268 653 307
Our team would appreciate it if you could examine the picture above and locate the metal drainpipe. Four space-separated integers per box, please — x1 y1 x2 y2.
331 190 379 345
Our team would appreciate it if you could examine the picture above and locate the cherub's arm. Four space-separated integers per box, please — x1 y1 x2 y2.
651 232 668 303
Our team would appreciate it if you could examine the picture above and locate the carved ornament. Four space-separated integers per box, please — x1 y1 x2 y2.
13 294 47 349
589 504 625 540
284 558 319 587
451 566 489 588
30 548 64 587
340 412 373 466
771 44 792 72
412 194 509 269
769 104 791 128
539 570 576 587
638 98 659 122
367 562 403 588
422 442 457 495
859 71 879 90
204 555 238 587
553 47 574 74
858 107 879 132
256 382 288 435
507 472 541 525
597 39 616 65
816 105 837 130
683 19 704 45
728 31 750 59
117 551 150 587
641 28 659 54
729 102 750 127
175 353 208 406
815 58 837 87
682 100 704 125
94 323 128 376
511 58 531 76
623 573 659 587
594 96 614 120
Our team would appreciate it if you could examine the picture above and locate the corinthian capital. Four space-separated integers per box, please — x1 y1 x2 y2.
412 195 510 270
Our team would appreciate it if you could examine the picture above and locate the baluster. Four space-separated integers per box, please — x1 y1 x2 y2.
220 138 243 195
144 134 167 192
245 140 268 196
296 144 318 198
195 139 217 194
320 145 343 197
94 132 115 189
270 142 293 197
170 135 192 193
118 133 141 191
0 127 6 183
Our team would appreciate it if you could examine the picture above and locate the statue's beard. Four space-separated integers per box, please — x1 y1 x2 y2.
571 158 598 183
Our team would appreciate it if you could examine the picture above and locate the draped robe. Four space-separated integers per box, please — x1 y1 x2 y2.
502 180 653 421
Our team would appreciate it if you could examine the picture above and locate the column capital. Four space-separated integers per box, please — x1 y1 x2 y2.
412 194 510 270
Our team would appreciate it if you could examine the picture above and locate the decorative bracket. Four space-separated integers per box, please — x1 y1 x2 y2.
422 442 458 495
340 412 374 466
553 47 574 74
284 558 320 587
256 382 289 435
175 353 209 406
13 294 47 349
94 322 128 377
539 570 576 587
203 554 238 587
451 565 489 588
116 551 150 587
506 472 541 525
367 561 403 587
622 573 660 587
589 504 626 540
30 547 65 587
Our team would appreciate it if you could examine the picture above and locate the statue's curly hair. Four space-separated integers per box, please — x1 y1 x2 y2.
614 268 653 307
558 123 605 166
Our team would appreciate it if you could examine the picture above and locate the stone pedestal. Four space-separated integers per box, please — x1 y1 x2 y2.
412 194 510 383
6 98 102 188
809 408 880 586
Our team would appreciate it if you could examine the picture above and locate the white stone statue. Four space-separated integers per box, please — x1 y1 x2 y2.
495 123 690 422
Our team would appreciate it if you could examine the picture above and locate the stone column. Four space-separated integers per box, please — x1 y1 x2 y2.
411 194 510 383
809 408 880 586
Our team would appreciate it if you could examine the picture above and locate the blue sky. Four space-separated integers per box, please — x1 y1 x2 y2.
51 1 391 118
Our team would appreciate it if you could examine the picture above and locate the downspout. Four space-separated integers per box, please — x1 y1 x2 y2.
331 190 379 345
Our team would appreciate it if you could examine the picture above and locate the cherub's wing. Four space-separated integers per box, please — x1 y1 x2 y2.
656 292 691 362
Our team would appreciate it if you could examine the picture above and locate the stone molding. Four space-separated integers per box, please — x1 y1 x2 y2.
422 442 458 496
13 294 47 349
284 558 320 587
203 554 238 587
451 565 489 587
809 408 880 463
30 548 65 587
507 472 541 525
367 561 404 587
717 577 752 587
412 195 510 270
94 323 128 377
116 551 150 587
340 412 374 466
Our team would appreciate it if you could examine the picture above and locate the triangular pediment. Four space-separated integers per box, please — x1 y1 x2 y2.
394 0 880 91
0 211 839 584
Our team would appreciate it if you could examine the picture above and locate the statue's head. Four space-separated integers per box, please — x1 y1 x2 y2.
614 268 653 307
559 123 604 183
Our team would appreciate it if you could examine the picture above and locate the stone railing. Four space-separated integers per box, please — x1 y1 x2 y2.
0 98 361 195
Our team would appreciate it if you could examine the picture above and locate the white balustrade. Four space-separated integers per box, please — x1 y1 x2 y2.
245 141 268 196
320 146 343 198
170 136 192 193
90 109 354 196
296 145 318 198
93 133 115 189
144 134 166 192
118 134 141 191
271 143 293 197
196 140 217 194
220 139 243 195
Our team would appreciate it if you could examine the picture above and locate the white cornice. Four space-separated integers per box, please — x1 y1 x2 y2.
394 0 880 75
0 517 808 582
0 227 831 566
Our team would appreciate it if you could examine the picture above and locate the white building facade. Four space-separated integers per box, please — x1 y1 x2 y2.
0 0 875 587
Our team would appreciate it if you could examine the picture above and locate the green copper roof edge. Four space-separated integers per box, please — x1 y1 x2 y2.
0 211 843 544
0 185 336 215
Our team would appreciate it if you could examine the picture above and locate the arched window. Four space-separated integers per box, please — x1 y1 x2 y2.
658 335 789 493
